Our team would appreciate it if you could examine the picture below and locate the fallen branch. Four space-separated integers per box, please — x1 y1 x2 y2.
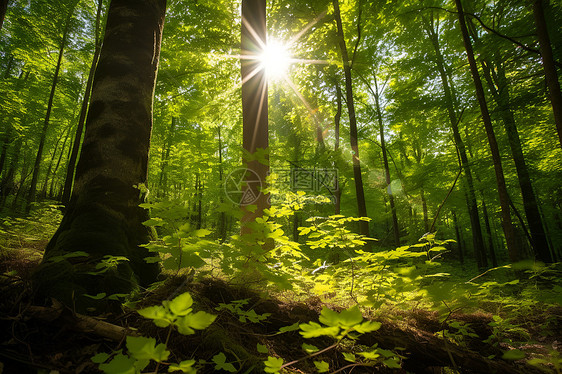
23 301 138 342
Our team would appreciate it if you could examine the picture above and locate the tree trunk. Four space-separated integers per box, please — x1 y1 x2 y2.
455 0 521 262
0 0 8 30
49 122 73 197
533 0 562 148
480 197 498 267
240 0 269 229
33 0 167 312
332 0 369 237
421 188 429 233
61 0 103 206
158 116 176 197
478 50 553 263
372 75 399 246
26 2 77 212
217 126 227 243
334 81 342 215
452 211 464 264
422 14 487 268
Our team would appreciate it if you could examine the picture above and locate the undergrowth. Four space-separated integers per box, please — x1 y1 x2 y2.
0 200 561 373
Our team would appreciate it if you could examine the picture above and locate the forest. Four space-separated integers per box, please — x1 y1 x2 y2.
0 0 562 372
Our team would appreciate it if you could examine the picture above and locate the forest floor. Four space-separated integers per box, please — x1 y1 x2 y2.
0 205 561 373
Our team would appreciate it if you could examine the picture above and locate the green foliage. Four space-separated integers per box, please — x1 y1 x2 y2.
211 352 237 372
215 299 271 323
141 201 217 272
138 292 216 334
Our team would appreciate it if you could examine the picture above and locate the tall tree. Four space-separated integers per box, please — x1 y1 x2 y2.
33 0 167 311
240 0 269 228
455 0 521 262
332 0 369 237
422 13 487 268
476 40 553 262
26 0 78 211
532 0 562 148
61 0 104 206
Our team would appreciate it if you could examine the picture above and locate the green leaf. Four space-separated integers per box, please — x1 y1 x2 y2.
137 305 172 328
342 352 355 362
264 356 283 373
383 358 401 369
302 343 319 353
318 306 363 328
168 359 197 373
167 292 194 316
92 352 110 364
354 321 382 333
84 292 106 300
212 352 237 372
143 218 165 227
313 360 329 372
278 322 300 333
193 229 211 237
502 349 525 360
175 311 216 335
126 336 170 362
358 350 380 360
257 343 269 354
299 321 340 338
98 353 136 374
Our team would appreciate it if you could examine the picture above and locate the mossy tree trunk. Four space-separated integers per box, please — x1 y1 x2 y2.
33 0 167 312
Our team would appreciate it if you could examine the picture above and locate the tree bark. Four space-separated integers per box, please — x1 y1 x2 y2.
240 0 270 229
533 0 562 149
33 0 167 312
332 0 369 237
422 14 488 268
61 0 104 206
455 0 521 262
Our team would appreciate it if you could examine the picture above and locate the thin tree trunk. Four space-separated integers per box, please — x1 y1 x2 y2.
421 188 429 233
452 211 464 264
241 0 269 229
217 126 227 242
62 0 103 206
27 3 76 211
480 197 498 267
33 0 167 312
372 75 399 246
40 126 66 198
332 0 369 236
334 81 342 215
49 123 73 197
455 0 521 262
158 116 176 197
422 14 487 268
478 50 552 262
533 0 562 148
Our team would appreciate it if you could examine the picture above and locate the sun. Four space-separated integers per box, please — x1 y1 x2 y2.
258 40 291 80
